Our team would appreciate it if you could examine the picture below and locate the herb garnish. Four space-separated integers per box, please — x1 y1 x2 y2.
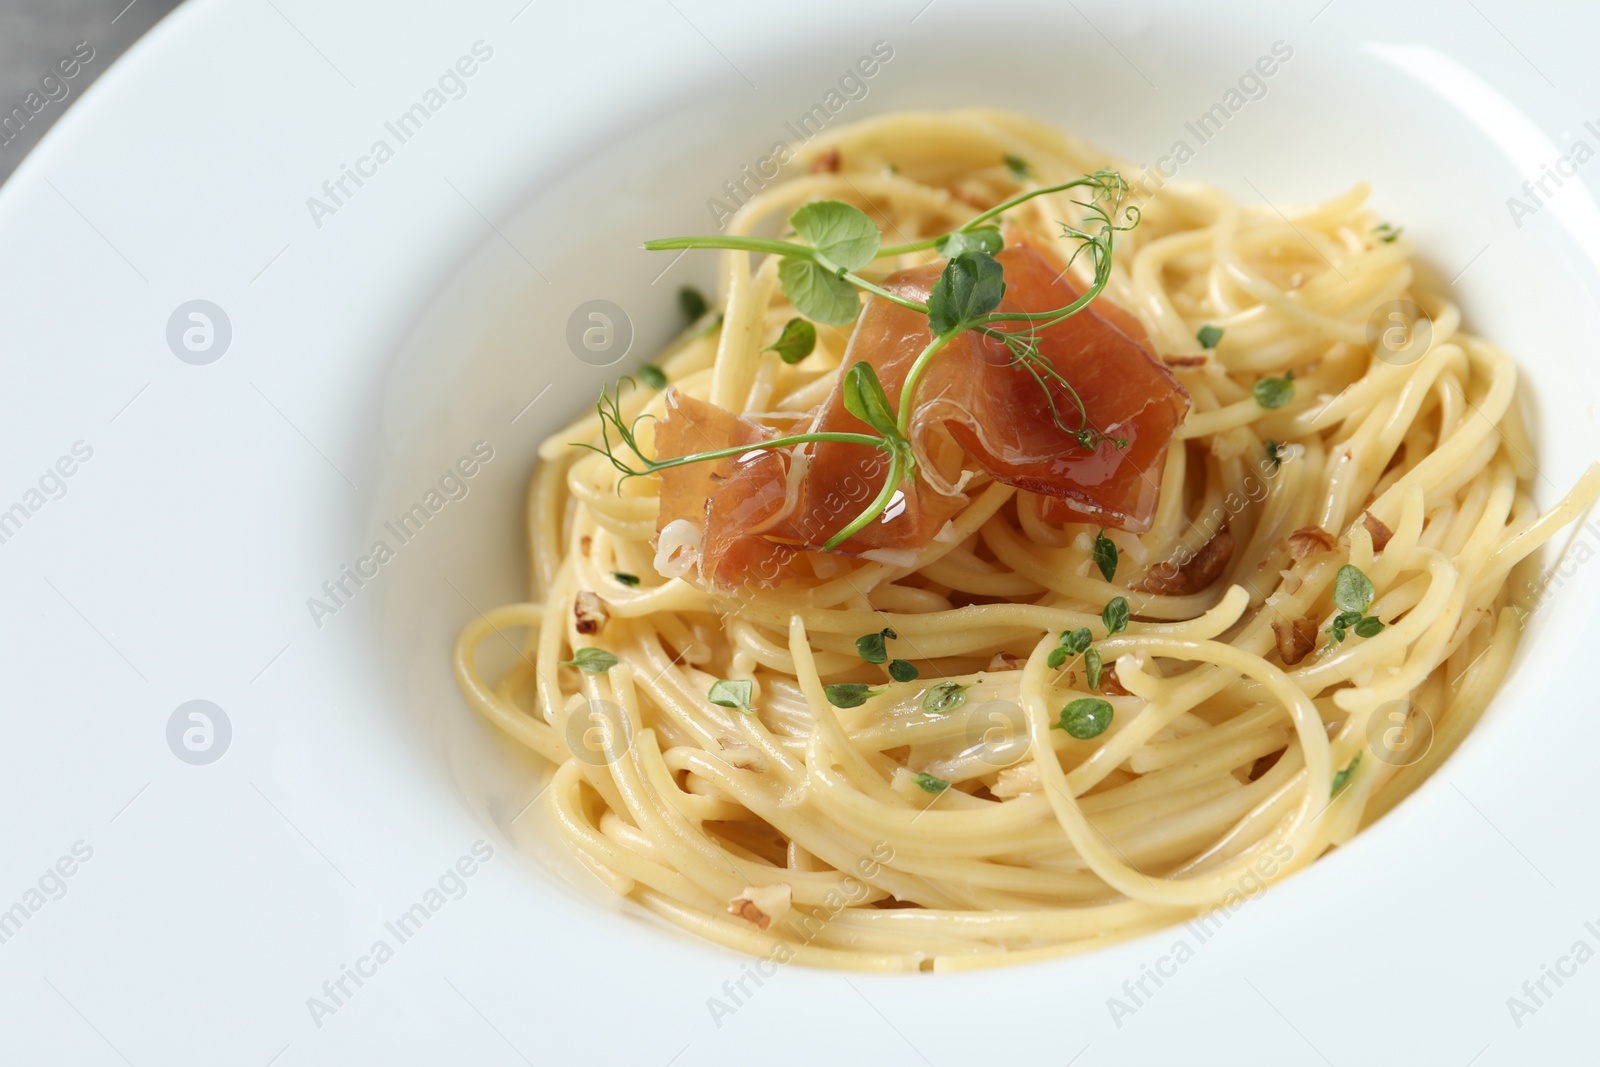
1085 646 1104 691
1064 628 1094 655
1197 325 1224 350
1331 752 1361 795
1092 530 1118 582
935 227 1004 259
1265 439 1287 471
1253 372 1295 410
679 285 709 322
1102 596 1130 636
888 659 920 683
587 171 1142 550
857 627 917 680
776 200 885 324
1046 627 1092 670
1327 564 1385 645
855 627 897 664
915 771 951 793
764 317 816 364
926 250 1005 335
708 679 754 712
1003 154 1031 181
922 681 970 713
612 571 641 587
824 683 882 708
1045 614 1114 689
637 364 668 390
560 648 618 673
1053 697 1113 739
1373 222 1402 244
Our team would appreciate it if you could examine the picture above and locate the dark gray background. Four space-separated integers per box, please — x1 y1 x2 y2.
0 0 183 183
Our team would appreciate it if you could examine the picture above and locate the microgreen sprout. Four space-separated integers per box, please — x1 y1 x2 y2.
598 169 1141 552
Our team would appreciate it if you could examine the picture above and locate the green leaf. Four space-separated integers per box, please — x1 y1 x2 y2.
888 659 919 683
935 227 1004 259
1085 646 1103 691
1054 697 1113 740
764 317 817 364
1331 752 1361 796
1353 616 1385 638
679 286 709 322
788 200 881 270
1333 564 1376 614
560 648 618 674
841 361 901 440
777 257 861 326
1265 440 1286 471
926 251 1006 335
1197 325 1224 350
922 681 970 714
1253 374 1295 409
637 364 668 390
1102 596 1130 636
1050 625 1092 669
1092 530 1118 582
1003 153 1031 181
1373 222 1403 244
708 679 754 712
612 571 641 587
1328 604 1368 647
914 771 951 793
855 627 896 664
824 683 881 708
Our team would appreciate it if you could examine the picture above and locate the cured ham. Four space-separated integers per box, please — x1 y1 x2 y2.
652 243 1189 588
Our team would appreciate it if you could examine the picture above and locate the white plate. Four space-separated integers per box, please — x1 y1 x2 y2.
2 0 1598 1062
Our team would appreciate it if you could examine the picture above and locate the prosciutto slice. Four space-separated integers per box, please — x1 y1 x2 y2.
652 243 1189 589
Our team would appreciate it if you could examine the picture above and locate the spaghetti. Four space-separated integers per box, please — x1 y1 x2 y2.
453 109 1600 971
